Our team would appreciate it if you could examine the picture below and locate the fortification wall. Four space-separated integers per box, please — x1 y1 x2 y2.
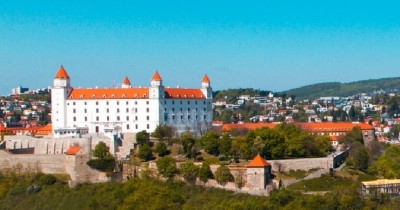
0 150 66 174
269 157 333 172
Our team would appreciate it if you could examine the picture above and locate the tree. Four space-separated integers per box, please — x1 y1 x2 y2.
198 162 213 183
136 130 150 146
152 125 175 144
369 146 400 178
93 141 111 159
155 142 169 157
138 144 153 161
180 132 196 158
201 131 220 156
350 142 369 172
180 161 199 184
156 157 178 180
215 165 233 184
218 134 232 157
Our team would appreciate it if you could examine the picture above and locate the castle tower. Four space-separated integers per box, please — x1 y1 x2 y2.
121 76 132 88
149 71 164 99
201 74 212 99
51 66 72 132
246 154 271 189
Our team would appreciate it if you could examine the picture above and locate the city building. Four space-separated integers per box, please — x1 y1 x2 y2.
51 66 213 137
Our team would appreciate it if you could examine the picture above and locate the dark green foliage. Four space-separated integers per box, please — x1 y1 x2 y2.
137 144 153 161
136 130 150 146
369 145 400 178
155 141 169 157
39 174 57 185
156 157 178 180
201 131 220 156
198 162 213 183
180 132 196 158
87 159 115 172
214 165 233 184
151 125 175 144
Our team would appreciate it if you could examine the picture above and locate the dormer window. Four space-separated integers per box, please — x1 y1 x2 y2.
92 95 96 98
111 94 115 98
122 94 126 98
184 94 187 98
102 94 107 98
143 94 147 98
80 95 84 98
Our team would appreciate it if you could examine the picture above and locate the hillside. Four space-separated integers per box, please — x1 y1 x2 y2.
281 77 400 99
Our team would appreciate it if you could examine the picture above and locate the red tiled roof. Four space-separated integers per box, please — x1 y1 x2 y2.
222 123 279 132
65 146 80 155
122 76 131 85
202 74 210 83
247 154 270 167
164 88 205 99
54 65 70 79
68 88 150 99
296 122 374 132
151 71 162 81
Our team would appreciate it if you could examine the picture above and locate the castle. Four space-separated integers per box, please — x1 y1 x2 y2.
51 66 213 137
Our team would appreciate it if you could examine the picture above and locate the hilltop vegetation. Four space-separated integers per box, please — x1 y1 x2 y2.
281 77 400 99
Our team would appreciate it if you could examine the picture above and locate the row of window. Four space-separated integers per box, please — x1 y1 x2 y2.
72 114 207 122
67 100 211 106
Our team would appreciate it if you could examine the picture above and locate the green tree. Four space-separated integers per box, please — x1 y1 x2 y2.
138 144 153 161
93 141 111 159
218 134 232 157
215 165 233 184
155 142 169 157
350 142 369 172
180 161 199 184
136 130 150 146
180 132 196 158
198 162 213 183
340 126 364 146
156 157 178 180
201 131 220 156
369 145 400 178
152 125 175 144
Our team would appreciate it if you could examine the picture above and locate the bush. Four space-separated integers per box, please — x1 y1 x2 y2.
40 174 57 185
87 159 115 172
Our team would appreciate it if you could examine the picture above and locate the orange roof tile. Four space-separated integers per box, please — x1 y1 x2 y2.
247 154 270 167
296 122 374 132
122 76 131 85
151 71 162 81
65 146 80 155
202 74 210 83
222 123 279 132
68 88 150 99
54 65 70 79
164 88 205 99
38 124 52 131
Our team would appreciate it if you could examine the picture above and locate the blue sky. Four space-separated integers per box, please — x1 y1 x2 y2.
1 1 400 95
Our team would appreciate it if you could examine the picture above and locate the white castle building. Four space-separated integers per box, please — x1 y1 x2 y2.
51 66 213 138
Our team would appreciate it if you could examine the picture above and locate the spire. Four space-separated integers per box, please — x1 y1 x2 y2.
202 74 210 83
122 76 131 85
54 65 70 79
247 154 270 167
151 71 162 81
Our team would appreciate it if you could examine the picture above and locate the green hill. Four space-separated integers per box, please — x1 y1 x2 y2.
281 77 400 99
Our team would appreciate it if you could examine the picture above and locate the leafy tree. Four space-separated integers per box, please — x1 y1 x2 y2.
180 161 199 184
198 162 213 183
340 126 364 146
218 134 232 157
369 145 400 178
180 132 196 158
152 125 175 144
93 141 111 159
138 144 153 161
214 165 233 184
155 142 169 157
201 131 220 156
136 130 150 146
156 157 178 180
348 142 369 172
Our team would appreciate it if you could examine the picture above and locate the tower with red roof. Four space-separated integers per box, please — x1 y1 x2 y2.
246 154 271 189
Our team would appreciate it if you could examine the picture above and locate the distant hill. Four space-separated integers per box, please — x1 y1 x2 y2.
281 77 400 99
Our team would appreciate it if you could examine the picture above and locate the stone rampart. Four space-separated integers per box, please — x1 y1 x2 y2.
269 157 333 172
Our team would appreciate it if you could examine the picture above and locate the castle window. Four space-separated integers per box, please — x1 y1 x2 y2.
84 102 87 105
106 101 109 105
127 124 130 129
117 108 120 113
146 101 149 105
85 117 87 121
172 101 175 105
84 109 87 113
96 102 99 105
146 108 149 113
73 109 76 113
147 116 150 121
188 108 190 112
73 102 76 105
135 101 137 105
117 101 119 105
107 116 109 121
126 108 129 113
135 116 138 121
143 94 147 98
96 108 99 113
135 124 138 129
172 108 175 112
188 115 191 120
117 116 120 121
96 116 99 121
107 108 109 113
73 117 76 121
188 101 190 105
180 100 182 105
126 101 128 105
195 101 198 105
126 116 129 121
111 94 115 98
203 101 206 105
102 95 106 98
67 103 69 106
147 124 150 129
